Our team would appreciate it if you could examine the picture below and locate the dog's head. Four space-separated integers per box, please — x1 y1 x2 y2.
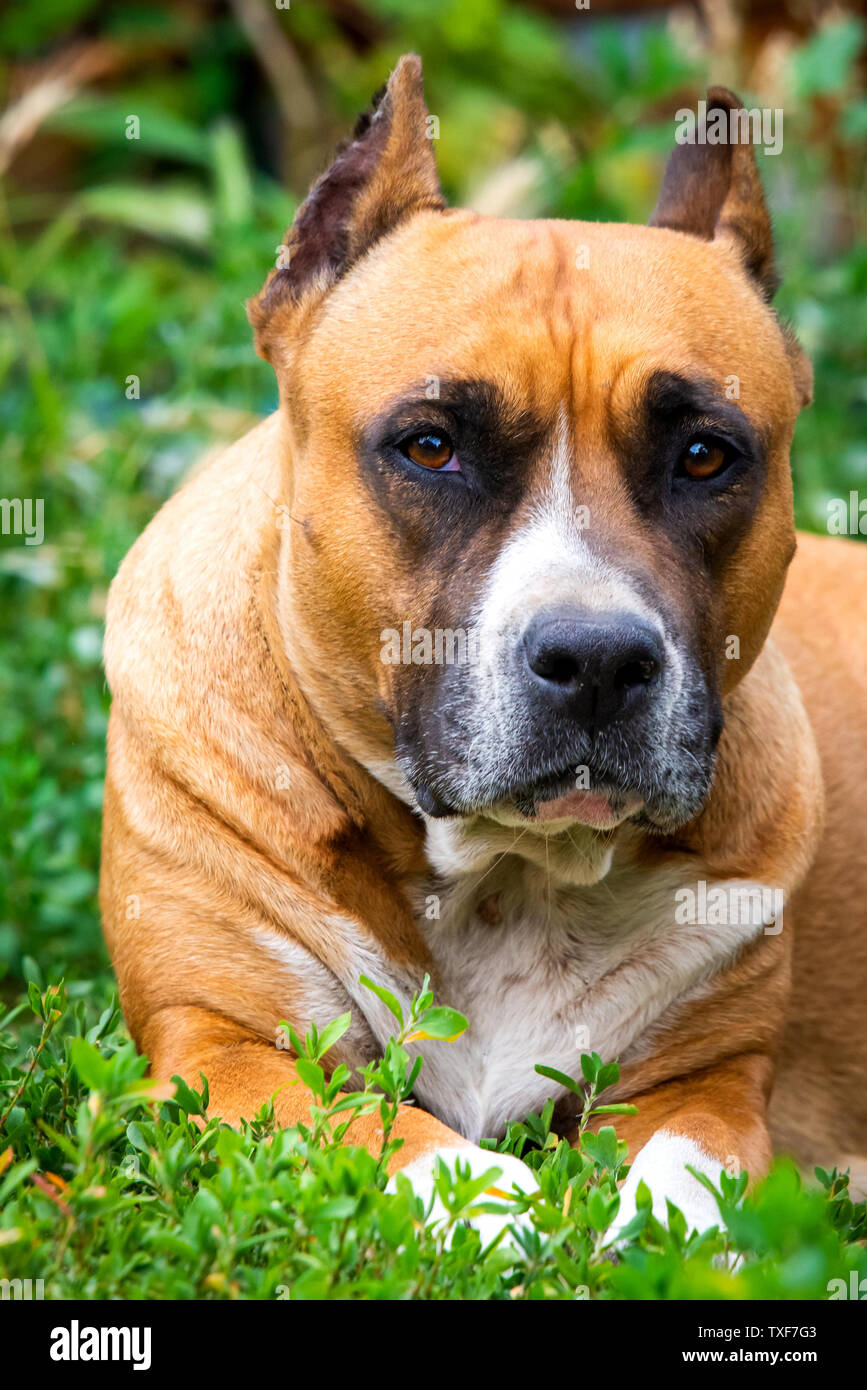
250 56 812 879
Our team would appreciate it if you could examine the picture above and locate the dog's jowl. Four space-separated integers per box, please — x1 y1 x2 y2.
101 55 867 1236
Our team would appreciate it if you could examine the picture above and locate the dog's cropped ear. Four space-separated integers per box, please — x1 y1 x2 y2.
248 53 443 358
651 87 812 407
651 88 777 298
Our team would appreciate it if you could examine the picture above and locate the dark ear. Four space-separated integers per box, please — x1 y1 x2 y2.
249 54 443 353
650 87 777 300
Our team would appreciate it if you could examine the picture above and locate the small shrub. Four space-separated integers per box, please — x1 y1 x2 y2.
1 981 864 1300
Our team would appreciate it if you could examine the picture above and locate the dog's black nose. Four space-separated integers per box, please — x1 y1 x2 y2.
522 610 663 727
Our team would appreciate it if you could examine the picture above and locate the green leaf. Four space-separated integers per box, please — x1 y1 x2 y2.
327 1092 380 1117
587 1186 615 1232
635 1178 653 1212
279 1022 304 1058
210 120 254 227
294 1058 325 1097
315 1012 352 1057
580 1051 601 1085
0 1157 39 1205
22 957 43 989
604 1208 646 1244
666 1199 689 1243
595 1061 620 1092
409 1006 468 1042
169 1074 207 1117
359 976 404 1027
27 979 44 1019
125 1122 149 1153
791 17 865 99
379 1203 413 1249
581 1126 618 1171
69 1037 110 1091
685 1163 723 1204
534 1063 583 1096
77 184 212 247
48 96 210 164
316 1196 358 1221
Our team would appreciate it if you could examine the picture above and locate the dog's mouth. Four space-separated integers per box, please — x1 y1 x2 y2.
412 757 649 830
522 782 644 828
403 683 721 831
492 766 645 830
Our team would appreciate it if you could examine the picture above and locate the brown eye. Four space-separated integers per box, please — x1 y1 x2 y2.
680 438 729 480
404 431 455 470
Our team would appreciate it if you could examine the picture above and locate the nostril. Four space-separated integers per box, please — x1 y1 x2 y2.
528 645 582 684
615 655 660 691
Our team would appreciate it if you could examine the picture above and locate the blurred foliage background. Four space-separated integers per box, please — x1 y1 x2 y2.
0 0 865 993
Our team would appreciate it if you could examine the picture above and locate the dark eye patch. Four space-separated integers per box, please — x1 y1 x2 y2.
361 378 547 502
613 370 769 572
615 370 766 506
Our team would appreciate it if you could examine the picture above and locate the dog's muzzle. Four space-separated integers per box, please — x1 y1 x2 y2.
398 584 718 833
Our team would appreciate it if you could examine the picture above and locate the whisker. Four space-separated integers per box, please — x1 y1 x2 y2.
470 825 530 892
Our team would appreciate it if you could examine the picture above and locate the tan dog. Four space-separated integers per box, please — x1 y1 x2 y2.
101 56 867 1234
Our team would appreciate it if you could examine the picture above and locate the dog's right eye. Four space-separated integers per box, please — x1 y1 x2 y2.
400 430 459 471
677 437 731 480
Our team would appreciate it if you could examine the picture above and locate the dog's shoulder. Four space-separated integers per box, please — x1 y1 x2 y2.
105 412 281 701
102 413 340 826
103 410 410 872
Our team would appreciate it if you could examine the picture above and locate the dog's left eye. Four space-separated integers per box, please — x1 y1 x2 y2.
678 437 730 480
400 430 459 471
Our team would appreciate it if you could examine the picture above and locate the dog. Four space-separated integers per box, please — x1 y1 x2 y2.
101 55 867 1237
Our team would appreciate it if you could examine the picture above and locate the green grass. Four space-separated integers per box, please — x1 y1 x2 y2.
1 977 865 1300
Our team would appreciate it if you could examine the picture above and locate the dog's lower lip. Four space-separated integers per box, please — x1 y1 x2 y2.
519 782 645 828
533 788 625 827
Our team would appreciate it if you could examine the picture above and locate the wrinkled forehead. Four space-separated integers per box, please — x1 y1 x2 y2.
302 212 795 440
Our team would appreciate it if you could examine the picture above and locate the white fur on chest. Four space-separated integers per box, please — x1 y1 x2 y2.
402 855 770 1143
264 836 779 1147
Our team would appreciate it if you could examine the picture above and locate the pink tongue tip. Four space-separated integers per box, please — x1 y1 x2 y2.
534 789 615 826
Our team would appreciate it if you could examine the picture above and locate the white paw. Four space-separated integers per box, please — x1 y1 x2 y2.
607 1129 724 1243
388 1143 538 1249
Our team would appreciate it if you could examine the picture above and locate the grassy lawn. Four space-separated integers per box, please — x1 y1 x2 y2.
2 977 866 1299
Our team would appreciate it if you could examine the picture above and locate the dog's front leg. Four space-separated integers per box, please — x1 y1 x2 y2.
141 1003 537 1237
141 1002 471 1165
591 1053 774 1240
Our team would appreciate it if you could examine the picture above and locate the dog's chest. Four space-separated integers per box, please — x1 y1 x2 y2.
407 861 668 1142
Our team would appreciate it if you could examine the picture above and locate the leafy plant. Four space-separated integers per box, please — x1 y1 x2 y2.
1 980 864 1300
